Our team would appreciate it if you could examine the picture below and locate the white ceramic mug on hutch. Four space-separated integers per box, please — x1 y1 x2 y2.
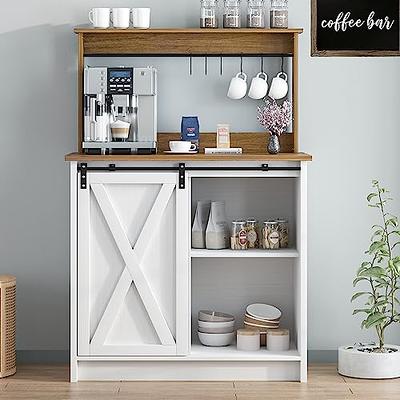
88 8 111 28
112 8 131 29
248 72 269 100
227 72 248 100
268 72 289 100
132 8 151 29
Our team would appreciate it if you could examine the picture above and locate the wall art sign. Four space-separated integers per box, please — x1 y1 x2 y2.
311 0 400 56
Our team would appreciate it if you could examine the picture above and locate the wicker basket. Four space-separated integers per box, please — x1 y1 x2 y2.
0 276 16 378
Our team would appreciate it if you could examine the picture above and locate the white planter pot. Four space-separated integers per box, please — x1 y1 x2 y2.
338 345 400 379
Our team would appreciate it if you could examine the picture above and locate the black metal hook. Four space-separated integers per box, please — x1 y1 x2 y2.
189 55 193 76
240 55 243 73
205 56 208 75
261 57 264 73
281 56 284 72
220 56 223 75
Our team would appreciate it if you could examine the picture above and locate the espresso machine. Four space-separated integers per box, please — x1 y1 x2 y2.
83 66 157 154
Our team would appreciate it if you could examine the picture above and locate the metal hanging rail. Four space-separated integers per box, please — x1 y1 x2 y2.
78 163 301 190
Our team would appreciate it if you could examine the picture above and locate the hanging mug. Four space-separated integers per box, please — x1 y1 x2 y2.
227 72 248 100
248 72 269 100
269 72 288 100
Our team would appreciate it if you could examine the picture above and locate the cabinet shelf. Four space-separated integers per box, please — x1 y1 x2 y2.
191 248 299 258
189 343 300 362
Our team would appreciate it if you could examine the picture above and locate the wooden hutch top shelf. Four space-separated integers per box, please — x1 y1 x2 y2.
74 26 303 56
74 27 303 33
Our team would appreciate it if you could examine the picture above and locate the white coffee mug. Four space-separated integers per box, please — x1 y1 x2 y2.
88 8 111 28
112 8 131 29
269 72 289 100
227 72 248 100
248 72 269 100
132 8 151 29
169 141 196 152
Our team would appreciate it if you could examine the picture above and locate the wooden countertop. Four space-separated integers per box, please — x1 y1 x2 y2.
65 152 312 162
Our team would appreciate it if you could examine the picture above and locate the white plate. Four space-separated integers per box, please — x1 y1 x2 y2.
164 150 197 154
244 321 279 330
198 331 235 347
198 320 235 329
246 303 282 321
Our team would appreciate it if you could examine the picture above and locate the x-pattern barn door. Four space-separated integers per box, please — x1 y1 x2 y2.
77 172 189 356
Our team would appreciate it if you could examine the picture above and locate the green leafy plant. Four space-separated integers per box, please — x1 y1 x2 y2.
352 181 400 352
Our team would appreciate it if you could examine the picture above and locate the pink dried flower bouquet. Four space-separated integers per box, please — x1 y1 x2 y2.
257 99 293 136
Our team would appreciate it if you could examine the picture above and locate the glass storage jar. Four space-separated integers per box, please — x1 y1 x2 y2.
276 218 289 248
246 218 260 248
247 0 265 28
231 220 248 250
270 0 288 29
200 0 219 28
223 0 241 28
262 220 280 249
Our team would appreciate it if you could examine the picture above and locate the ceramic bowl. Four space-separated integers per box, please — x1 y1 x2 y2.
198 310 235 322
198 320 235 329
198 331 235 347
198 326 235 334
246 304 282 321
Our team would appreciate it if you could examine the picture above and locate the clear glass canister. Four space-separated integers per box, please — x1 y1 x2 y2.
247 0 265 28
276 218 289 248
200 0 219 28
246 218 260 248
270 0 288 29
223 0 241 28
262 221 280 249
231 220 248 250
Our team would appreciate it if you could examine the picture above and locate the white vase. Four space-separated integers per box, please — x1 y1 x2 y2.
192 201 211 249
205 201 229 250
338 344 400 379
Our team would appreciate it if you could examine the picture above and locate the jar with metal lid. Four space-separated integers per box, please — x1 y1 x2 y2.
223 0 241 28
231 220 248 250
200 0 219 28
262 220 280 249
276 218 289 248
270 0 288 29
246 218 260 248
247 0 265 28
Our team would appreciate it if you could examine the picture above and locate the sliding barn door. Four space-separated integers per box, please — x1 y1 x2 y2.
77 172 189 356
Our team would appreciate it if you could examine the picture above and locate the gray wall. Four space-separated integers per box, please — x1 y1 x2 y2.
0 0 399 361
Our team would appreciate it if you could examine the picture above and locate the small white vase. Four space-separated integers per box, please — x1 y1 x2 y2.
205 201 229 250
192 201 211 249
338 344 400 379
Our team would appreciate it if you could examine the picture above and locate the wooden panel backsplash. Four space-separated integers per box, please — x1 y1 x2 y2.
157 132 294 154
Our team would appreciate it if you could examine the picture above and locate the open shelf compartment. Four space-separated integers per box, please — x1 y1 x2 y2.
189 174 303 361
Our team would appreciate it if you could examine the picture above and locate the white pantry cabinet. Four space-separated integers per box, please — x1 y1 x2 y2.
69 160 308 383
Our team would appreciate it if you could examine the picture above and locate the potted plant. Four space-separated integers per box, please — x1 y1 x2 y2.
257 99 292 154
338 181 400 379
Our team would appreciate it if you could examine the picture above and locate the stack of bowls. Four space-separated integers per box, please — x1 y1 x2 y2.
197 310 235 347
244 303 282 346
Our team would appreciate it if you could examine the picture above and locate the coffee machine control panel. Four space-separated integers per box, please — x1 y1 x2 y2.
107 68 134 95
